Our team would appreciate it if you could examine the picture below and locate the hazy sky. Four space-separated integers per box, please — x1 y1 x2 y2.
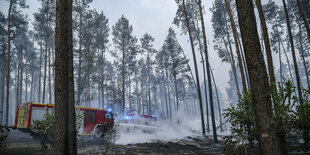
0 0 283 104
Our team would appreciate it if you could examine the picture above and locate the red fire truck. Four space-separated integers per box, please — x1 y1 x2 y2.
14 102 114 135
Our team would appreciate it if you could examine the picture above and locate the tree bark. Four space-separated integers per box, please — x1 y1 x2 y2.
42 0 50 103
182 0 205 136
196 18 210 132
68 0 77 153
210 66 223 131
256 0 277 95
298 21 310 88
54 0 69 153
38 32 43 103
224 0 247 92
235 0 280 154
196 0 217 140
77 12 82 106
224 15 241 96
6 0 13 126
282 0 303 105
1 39 7 124
296 0 310 43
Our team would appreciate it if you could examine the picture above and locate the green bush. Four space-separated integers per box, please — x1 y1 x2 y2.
223 79 310 154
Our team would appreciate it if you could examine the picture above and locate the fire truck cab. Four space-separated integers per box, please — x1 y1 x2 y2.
14 102 114 135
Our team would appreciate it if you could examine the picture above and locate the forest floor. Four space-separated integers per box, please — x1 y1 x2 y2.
2 130 225 155
2 130 309 155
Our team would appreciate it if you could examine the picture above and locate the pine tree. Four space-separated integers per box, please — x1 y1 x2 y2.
112 15 137 113
235 0 280 153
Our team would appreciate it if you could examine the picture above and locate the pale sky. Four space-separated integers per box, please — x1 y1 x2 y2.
0 0 283 104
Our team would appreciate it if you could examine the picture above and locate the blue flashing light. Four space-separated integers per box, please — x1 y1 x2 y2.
108 108 112 112
152 114 155 118
124 116 130 120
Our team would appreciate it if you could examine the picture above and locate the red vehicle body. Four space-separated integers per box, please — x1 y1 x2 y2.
14 102 114 135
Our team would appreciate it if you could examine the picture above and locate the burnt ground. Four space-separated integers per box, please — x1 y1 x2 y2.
1 130 309 155
2 130 225 155
78 136 225 155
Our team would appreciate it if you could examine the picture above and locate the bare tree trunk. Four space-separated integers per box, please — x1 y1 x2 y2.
224 16 241 96
183 0 205 136
5 0 13 126
237 35 251 88
147 51 151 114
30 64 34 102
197 0 217 140
181 49 197 89
224 0 247 92
210 66 223 132
235 0 280 154
122 43 125 114
1 39 7 124
43 1 50 103
77 13 82 106
25 64 28 102
54 0 69 153
48 37 51 104
256 0 277 95
296 0 310 43
166 70 172 122
173 71 179 111
298 21 310 88
282 0 303 105
38 34 43 103
196 18 210 132
163 72 169 120
68 0 77 153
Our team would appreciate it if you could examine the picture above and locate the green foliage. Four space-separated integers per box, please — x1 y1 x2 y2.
32 110 84 151
224 79 310 154
223 91 256 154
273 80 296 136
294 88 310 131
32 112 55 151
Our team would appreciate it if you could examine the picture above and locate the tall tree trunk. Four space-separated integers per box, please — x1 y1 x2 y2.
38 34 43 103
224 16 241 96
200 42 210 133
173 71 179 111
235 0 280 154
256 0 277 95
5 0 13 126
282 0 303 105
163 72 169 120
237 35 251 87
1 39 7 124
182 0 205 136
30 64 34 102
197 0 217 141
16 48 21 106
181 49 197 89
296 0 310 43
224 0 247 92
210 66 223 131
298 21 310 88
77 12 82 106
166 70 172 122
43 1 50 103
48 38 52 104
25 64 28 102
68 0 77 153
122 43 125 114
147 51 151 114
54 0 69 153
196 18 210 132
